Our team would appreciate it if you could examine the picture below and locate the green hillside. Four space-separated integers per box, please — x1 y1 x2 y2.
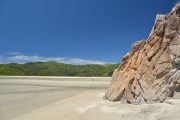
0 62 118 76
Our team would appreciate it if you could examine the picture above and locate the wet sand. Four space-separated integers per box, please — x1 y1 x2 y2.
1 76 180 120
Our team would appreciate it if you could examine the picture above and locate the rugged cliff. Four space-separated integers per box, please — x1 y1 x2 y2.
105 3 180 104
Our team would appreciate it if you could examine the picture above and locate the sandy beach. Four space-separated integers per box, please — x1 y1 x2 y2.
0 76 180 120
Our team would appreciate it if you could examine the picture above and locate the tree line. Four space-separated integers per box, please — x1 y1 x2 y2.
0 61 118 76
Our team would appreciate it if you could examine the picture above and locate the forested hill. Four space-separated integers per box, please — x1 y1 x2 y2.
0 62 118 76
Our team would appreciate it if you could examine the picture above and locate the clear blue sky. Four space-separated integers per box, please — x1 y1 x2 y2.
0 0 178 64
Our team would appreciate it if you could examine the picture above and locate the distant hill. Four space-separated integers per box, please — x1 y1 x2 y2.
0 62 118 76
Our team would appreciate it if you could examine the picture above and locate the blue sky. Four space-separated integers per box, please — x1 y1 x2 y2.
0 0 178 64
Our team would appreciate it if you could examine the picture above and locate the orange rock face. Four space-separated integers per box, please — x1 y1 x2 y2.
105 4 180 104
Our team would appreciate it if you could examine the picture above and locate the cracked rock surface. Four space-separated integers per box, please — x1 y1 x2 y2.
105 3 180 104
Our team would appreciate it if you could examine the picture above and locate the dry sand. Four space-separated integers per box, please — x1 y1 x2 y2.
0 76 180 120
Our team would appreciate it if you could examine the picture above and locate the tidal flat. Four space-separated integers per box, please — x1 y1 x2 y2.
0 76 180 120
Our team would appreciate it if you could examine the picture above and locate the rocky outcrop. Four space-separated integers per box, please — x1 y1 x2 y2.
105 3 180 104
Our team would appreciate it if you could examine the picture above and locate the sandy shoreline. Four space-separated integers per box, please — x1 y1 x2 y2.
10 90 180 120
1 77 180 120
0 76 111 81
0 77 110 120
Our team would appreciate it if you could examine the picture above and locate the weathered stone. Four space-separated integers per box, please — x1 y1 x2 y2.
105 3 180 104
